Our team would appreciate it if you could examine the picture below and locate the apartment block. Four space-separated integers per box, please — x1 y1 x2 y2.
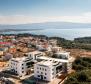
34 60 64 81
9 57 33 77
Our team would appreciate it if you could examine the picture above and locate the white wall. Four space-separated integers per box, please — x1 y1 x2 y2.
34 64 54 81
10 60 26 76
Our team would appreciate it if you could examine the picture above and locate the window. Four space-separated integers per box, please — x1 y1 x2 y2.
45 69 46 71
45 73 47 75
22 67 24 69
22 71 24 73
52 72 54 75
22 64 24 66
44 77 46 79
42 68 44 70
40 68 41 70
37 67 39 69
37 71 39 73
38 75 40 77
41 72 43 74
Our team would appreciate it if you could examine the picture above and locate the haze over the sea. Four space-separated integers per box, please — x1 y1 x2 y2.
0 0 91 40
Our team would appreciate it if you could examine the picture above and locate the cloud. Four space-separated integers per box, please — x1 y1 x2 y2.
0 12 91 24
83 12 91 17
0 15 33 25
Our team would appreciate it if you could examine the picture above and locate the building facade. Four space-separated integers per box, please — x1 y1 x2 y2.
34 60 63 81
27 51 44 60
9 57 33 77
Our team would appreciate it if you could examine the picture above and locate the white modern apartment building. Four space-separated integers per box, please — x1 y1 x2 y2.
37 51 74 74
27 51 44 61
36 44 52 51
34 60 63 81
53 52 70 60
9 50 74 79
53 52 73 72
9 57 33 77
51 47 62 53
49 39 57 47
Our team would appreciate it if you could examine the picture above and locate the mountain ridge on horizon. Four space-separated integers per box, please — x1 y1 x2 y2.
0 22 91 30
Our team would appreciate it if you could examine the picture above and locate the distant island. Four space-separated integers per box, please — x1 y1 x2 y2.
1 22 91 40
0 28 43 32
0 22 91 30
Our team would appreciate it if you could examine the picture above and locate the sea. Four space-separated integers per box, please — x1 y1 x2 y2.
1 28 91 40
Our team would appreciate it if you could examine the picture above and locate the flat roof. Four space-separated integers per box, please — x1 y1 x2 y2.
37 61 52 66
55 52 70 54
36 60 61 67
54 52 70 57
38 56 69 63
11 57 28 62
27 51 43 54
52 47 62 48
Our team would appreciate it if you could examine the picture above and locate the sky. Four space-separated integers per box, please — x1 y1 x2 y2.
0 0 91 24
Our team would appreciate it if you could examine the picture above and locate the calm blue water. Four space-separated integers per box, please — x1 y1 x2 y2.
1 28 91 40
